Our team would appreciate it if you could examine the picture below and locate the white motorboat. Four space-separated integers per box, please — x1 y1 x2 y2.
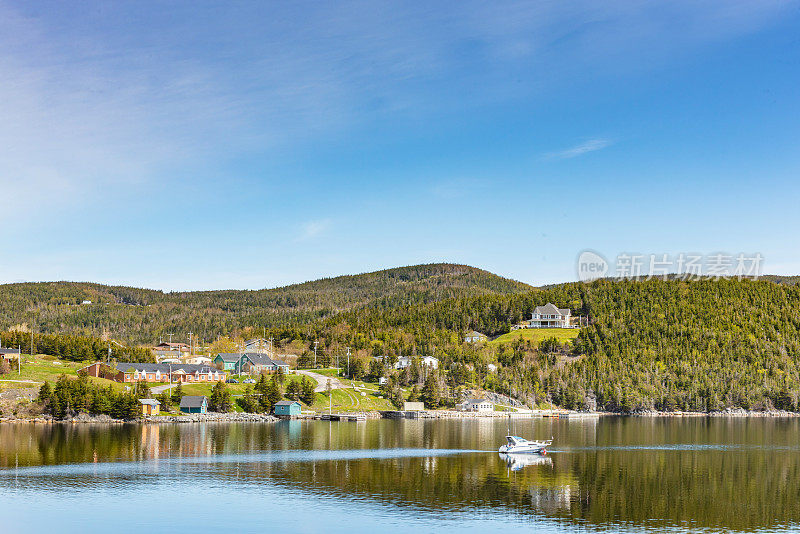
498 435 552 454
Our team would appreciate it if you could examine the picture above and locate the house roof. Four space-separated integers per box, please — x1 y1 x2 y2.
139 399 161 406
242 353 289 367
534 303 570 316
215 353 243 363
466 330 485 337
180 395 207 408
274 400 300 406
114 362 218 374
465 398 490 404
0 348 21 355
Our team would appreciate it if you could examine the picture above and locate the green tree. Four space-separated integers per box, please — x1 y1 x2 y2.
209 381 232 412
171 382 184 404
300 377 316 406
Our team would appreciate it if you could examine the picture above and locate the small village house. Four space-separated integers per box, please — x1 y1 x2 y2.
0 347 21 363
180 396 208 414
240 353 290 374
464 330 488 343
213 353 244 372
139 399 161 416
459 398 494 412
156 342 190 352
392 355 439 370
403 401 425 411
274 400 301 417
184 355 213 365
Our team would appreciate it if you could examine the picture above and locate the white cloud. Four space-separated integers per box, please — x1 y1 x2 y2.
298 219 332 241
545 138 614 160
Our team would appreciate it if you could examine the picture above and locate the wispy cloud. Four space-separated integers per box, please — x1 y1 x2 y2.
298 219 332 241
545 138 614 160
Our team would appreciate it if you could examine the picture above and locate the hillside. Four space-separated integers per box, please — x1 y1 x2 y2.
0 263 533 344
2 266 800 413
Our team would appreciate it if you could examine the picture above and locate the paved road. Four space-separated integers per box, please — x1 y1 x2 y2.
151 383 178 394
294 370 345 393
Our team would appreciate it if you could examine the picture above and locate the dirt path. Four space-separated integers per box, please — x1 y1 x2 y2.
294 370 345 393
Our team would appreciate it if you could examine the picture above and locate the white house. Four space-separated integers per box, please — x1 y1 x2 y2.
393 355 439 370
460 398 494 412
464 330 487 343
529 303 572 328
420 356 439 369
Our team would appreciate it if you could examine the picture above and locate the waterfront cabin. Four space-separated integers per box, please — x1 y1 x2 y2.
180 396 208 414
459 398 494 412
274 400 301 417
139 398 161 416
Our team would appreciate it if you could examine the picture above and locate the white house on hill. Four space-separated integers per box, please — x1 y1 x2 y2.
529 303 572 328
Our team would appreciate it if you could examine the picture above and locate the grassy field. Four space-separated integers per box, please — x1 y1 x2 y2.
313 386 394 412
1 356 87 387
489 328 580 345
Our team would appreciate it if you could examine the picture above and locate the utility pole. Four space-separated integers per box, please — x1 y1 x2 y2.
188 332 194 356
313 341 319 369
108 342 111 364
18 345 21 375
346 347 351 378
167 333 174 344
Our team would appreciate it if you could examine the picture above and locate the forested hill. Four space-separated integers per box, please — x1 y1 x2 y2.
0 263 533 343
2 265 800 412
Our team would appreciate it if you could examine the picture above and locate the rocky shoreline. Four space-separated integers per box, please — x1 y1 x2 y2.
0 412 280 424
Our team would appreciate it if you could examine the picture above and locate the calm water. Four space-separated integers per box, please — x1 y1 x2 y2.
1 417 799 533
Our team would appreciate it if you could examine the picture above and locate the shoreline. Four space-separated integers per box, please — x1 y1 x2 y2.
3 408 799 424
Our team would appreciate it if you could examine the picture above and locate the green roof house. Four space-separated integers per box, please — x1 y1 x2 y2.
213 353 244 372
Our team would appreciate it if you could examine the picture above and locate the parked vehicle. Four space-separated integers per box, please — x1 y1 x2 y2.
243 378 256 384
226 378 239 384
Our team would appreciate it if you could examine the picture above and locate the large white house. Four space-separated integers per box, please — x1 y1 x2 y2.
529 303 572 328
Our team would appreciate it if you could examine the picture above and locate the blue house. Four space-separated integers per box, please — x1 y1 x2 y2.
180 395 208 414
274 400 302 417
213 353 243 372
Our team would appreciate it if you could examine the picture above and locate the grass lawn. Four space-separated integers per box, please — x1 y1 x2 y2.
489 328 580 346
312 387 394 412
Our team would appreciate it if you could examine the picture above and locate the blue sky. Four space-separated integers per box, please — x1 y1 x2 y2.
1 1 799 290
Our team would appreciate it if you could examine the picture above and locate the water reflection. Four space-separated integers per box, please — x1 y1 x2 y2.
1 417 799 533
499 452 553 471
